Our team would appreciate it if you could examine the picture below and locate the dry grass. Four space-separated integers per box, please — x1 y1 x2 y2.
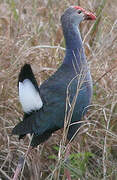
0 0 117 179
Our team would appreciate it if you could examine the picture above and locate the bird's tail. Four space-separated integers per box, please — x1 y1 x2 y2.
12 114 34 136
18 63 39 92
12 64 43 136
18 63 43 113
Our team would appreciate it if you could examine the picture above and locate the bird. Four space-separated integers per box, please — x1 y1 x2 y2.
12 6 96 179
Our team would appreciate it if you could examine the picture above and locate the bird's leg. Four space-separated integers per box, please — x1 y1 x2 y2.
12 156 24 180
64 143 71 180
13 146 32 180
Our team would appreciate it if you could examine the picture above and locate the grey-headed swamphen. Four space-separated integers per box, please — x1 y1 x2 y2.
12 6 96 180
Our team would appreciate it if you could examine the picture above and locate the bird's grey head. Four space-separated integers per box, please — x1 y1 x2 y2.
61 6 96 27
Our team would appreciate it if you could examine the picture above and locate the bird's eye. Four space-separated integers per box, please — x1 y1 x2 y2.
77 10 82 14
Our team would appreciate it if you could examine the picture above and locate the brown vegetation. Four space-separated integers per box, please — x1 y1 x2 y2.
0 0 117 179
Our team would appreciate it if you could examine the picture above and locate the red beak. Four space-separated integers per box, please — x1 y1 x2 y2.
84 11 96 20
74 6 96 20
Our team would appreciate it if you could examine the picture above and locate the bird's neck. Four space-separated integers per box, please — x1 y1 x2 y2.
63 24 86 68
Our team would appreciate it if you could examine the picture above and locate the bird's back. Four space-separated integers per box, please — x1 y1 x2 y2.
37 62 92 140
